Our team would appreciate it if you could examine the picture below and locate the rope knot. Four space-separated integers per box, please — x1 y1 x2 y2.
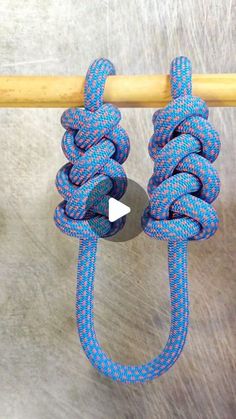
54 58 130 239
54 56 221 383
143 56 220 241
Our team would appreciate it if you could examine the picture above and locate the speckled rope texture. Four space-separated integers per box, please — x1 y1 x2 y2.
54 57 220 383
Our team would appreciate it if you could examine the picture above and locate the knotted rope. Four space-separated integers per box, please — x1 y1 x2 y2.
55 59 130 239
54 57 220 383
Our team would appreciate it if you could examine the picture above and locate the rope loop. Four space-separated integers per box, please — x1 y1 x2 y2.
54 58 130 239
54 56 221 383
143 56 220 241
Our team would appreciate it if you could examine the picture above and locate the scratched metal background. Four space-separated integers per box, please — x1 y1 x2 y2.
0 1 235 418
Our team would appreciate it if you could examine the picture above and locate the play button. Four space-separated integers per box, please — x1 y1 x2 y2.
86 177 149 242
108 198 131 222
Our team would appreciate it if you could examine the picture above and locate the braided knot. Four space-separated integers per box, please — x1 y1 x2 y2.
143 57 220 241
54 59 130 239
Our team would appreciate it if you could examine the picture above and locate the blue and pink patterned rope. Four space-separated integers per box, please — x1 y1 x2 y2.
54 56 220 383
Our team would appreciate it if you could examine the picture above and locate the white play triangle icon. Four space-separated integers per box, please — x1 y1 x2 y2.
108 198 131 222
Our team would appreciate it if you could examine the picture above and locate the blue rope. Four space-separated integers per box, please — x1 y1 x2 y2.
54 56 220 383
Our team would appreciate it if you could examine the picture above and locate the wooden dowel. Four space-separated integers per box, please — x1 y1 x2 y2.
0 74 235 108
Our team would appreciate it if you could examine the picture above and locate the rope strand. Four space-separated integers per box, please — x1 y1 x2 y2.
54 57 220 383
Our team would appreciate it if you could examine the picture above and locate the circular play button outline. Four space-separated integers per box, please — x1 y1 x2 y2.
86 177 149 242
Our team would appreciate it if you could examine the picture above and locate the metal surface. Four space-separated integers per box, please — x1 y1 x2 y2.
0 0 235 418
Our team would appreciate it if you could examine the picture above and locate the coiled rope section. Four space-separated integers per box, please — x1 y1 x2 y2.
54 56 220 383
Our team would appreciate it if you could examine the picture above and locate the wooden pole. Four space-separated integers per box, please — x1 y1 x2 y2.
0 74 235 108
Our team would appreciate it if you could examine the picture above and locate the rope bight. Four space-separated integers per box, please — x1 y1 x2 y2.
54 56 220 383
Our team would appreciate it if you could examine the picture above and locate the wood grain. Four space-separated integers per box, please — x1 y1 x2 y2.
0 74 235 107
0 0 235 418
